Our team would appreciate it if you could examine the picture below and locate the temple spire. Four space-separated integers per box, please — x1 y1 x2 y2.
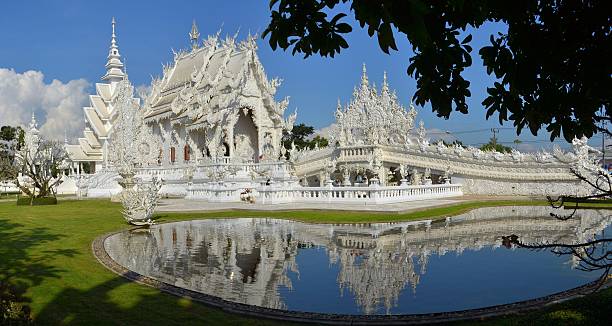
102 17 126 83
29 112 37 130
361 63 369 89
189 20 200 50
381 71 389 93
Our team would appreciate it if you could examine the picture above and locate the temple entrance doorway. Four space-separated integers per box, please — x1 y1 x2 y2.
233 109 258 162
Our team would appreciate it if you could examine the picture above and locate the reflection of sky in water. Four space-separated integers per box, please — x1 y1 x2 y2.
104 206 610 315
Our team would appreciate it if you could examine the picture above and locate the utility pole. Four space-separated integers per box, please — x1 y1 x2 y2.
491 128 499 146
602 120 607 169
600 107 606 169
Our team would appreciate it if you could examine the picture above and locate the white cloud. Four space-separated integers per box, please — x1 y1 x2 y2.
313 123 336 139
426 128 457 143
135 84 152 102
0 68 90 141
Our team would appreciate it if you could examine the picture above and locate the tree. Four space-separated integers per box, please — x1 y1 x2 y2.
0 280 31 324
0 126 23 188
0 140 18 188
282 123 314 151
14 137 68 199
0 126 24 147
282 123 329 154
264 0 611 141
311 135 329 148
480 137 512 153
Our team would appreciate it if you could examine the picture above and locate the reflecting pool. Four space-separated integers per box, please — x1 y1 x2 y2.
104 206 610 315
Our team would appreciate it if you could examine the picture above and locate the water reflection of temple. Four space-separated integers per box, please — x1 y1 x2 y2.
105 206 610 314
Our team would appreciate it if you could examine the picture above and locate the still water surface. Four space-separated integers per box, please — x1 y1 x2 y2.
104 206 610 315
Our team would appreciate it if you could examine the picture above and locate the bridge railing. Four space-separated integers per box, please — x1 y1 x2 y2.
186 183 463 204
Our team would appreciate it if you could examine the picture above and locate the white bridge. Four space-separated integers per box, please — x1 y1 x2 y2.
188 183 462 204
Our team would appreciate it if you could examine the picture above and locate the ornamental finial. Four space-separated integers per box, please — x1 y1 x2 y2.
102 17 125 83
382 71 389 93
30 112 37 129
112 17 116 36
361 63 369 88
189 20 200 50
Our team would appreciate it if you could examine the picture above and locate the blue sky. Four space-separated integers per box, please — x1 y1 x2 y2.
0 0 578 150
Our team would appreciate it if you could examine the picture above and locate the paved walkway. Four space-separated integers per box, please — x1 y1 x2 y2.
156 197 465 213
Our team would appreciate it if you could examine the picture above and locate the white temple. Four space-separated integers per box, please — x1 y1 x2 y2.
65 18 140 174
62 19 602 202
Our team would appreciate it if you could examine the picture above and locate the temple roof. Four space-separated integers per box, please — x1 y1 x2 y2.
65 144 102 161
143 29 289 128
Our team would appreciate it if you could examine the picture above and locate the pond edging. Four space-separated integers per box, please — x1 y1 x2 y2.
92 225 610 325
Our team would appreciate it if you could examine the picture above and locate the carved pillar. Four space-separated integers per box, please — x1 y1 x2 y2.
319 172 325 187
379 165 387 186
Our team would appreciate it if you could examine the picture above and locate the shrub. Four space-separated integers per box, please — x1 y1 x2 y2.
0 281 31 325
16 196 57 206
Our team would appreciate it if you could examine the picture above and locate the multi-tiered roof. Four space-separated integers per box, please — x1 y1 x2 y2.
143 25 294 132
66 18 139 164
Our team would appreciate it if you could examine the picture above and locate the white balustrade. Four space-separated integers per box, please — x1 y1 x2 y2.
188 182 462 204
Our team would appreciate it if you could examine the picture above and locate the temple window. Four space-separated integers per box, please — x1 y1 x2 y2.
184 145 190 161
170 147 176 163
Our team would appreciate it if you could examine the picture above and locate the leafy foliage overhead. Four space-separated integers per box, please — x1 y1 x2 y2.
263 0 611 141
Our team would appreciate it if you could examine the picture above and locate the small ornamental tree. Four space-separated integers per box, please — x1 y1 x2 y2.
13 127 68 200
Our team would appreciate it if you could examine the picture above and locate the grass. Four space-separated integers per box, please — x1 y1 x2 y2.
0 199 609 325
154 200 549 224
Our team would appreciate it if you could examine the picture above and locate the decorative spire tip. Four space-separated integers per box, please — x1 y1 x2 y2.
360 63 369 87
189 19 201 49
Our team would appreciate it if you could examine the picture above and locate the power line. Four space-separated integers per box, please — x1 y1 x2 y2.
426 127 516 135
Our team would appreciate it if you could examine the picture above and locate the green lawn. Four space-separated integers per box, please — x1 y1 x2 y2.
0 199 609 325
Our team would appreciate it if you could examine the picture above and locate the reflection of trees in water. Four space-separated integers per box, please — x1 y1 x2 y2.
503 168 612 290
503 215 610 290
105 207 611 315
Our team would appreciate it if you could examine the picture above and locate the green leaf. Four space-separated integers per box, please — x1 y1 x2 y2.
335 23 352 34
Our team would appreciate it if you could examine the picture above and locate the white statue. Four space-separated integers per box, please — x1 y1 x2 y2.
107 78 162 225
119 177 163 226
234 134 255 161
411 168 421 185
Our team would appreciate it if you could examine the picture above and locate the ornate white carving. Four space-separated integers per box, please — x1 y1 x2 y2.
330 65 417 147
234 134 255 161
119 176 163 226
108 79 161 176
107 79 163 225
